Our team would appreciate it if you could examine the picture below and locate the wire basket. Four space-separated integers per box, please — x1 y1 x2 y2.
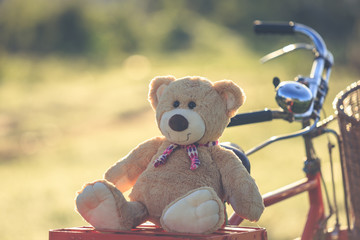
334 81 360 235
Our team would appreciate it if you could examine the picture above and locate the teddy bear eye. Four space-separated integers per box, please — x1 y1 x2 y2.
173 100 180 108
188 101 196 109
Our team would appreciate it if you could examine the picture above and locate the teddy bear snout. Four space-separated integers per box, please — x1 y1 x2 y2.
159 108 206 145
169 114 189 132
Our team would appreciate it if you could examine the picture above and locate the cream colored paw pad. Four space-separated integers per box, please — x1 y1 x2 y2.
76 182 120 230
161 188 224 234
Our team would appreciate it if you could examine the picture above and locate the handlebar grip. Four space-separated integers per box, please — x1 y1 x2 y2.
254 20 295 34
228 109 273 127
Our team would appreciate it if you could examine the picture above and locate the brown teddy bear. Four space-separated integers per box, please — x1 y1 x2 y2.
75 76 264 234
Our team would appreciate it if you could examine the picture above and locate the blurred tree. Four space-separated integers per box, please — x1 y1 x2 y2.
31 6 91 54
162 23 192 51
54 6 91 54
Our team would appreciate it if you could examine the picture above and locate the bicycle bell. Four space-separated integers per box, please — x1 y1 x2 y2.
275 81 313 114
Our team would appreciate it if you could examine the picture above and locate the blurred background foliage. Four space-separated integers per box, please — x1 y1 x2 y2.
0 0 359 68
0 1 359 240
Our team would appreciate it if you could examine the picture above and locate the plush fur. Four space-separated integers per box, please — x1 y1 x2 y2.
75 76 264 234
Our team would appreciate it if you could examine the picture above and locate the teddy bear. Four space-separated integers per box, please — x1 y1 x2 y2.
75 76 264 234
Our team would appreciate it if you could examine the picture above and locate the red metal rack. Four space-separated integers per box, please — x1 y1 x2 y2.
49 224 267 240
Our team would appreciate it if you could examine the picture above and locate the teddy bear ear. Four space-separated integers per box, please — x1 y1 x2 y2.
148 75 176 110
213 80 246 118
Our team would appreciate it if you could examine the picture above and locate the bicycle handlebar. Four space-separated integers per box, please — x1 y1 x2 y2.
226 21 336 156
228 109 273 127
254 20 295 34
228 109 293 127
254 20 334 120
254 20 331 62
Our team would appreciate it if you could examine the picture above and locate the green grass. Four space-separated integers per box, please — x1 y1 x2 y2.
0 24 358 240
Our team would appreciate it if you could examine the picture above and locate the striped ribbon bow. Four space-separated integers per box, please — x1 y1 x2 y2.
154 141 218 170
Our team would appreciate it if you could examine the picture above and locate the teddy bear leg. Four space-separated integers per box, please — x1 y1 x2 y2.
75 180 148 231
160 187 225 234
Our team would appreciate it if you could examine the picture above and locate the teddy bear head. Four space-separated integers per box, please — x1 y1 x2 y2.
148 76 245 145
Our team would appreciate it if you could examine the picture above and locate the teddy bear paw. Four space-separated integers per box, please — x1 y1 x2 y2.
161 187 225 234
76 181 121 230
247 201 265 222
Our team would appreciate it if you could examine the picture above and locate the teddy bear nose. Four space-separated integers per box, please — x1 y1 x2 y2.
169 114 189 132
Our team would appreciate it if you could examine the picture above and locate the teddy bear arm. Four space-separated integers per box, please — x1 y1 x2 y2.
212 148 265 222
226 174 265 222
104 136 165 192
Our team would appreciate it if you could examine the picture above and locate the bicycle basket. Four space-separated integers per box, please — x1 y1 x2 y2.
334 80 360 233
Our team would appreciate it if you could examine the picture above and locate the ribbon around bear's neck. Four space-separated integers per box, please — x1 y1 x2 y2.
154 141 219 170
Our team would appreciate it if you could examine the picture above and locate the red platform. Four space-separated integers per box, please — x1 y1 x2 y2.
49 224 267 240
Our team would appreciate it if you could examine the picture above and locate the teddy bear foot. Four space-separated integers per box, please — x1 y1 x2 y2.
160 187 225 234
76 180 147 231
75 180 123 230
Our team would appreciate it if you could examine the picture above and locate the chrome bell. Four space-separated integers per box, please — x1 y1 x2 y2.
275 81 313 114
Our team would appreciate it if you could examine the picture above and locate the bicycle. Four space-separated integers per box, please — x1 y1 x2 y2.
49 21 358 240
226 20 356 240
